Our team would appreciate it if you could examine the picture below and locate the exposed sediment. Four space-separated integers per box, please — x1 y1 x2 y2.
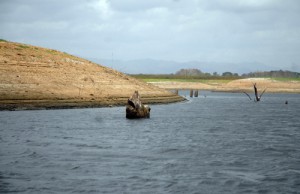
0 41 184 110
150 78 300 94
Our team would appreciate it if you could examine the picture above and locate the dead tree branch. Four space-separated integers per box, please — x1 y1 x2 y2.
243 92 252 100
243 83 267 102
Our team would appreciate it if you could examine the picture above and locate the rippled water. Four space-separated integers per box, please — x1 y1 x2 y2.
1 92 300 194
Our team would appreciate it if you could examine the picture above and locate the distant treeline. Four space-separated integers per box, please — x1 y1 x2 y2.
242 70 300 78
130 68 300 79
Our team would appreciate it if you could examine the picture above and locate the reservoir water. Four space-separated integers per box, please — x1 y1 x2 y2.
0 92 300 194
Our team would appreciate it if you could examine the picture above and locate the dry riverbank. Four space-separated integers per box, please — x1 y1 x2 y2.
150 78 300 93
0 41 184 111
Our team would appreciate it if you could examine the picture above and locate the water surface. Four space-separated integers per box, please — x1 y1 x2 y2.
1 92 300 193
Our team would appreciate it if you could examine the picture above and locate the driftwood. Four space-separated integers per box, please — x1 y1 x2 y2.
126 91 151 119
243 83 267 102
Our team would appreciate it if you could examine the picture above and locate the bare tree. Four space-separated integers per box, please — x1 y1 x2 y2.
243 83 267 102
253 83 266 101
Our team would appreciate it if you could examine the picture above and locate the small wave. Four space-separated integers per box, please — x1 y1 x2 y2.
288 169 300 174
221 170 265 183
128 175 141 180
28 151 38 157
158 148 180 154
262 145 297 158
63 136 73 139
71 143 112 149
20 149 41 158
71 166 80 170
262 174 288 182
209 160 223 167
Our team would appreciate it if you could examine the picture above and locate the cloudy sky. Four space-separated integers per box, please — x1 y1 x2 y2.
1 0 300 72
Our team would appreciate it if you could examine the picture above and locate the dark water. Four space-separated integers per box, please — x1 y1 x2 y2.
1 92 300 194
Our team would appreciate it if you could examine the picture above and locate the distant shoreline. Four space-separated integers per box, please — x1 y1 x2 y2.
1 41 298 111
149 78 300 94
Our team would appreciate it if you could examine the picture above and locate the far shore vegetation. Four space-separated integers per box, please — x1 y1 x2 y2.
130 69 300 83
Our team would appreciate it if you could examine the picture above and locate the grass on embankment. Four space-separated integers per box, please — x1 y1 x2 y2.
130 74 239 85
131 74 300 85
271 77 300 82
142 78 234 85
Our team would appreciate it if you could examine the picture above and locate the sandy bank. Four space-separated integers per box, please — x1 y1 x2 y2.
150 78 300 94
0 41 184 111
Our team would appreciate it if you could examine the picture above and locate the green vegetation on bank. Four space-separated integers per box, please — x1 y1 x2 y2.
130 74 239 85
130 74 238 80
272 77 300 82
18 44 30 49
130 68 300 83
131 74 300 83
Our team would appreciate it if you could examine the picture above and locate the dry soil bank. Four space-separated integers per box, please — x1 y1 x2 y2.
0 41 184 110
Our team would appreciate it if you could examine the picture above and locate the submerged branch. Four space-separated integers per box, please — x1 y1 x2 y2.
243 92 252 100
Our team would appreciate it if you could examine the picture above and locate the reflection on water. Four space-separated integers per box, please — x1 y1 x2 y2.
0 92 300 193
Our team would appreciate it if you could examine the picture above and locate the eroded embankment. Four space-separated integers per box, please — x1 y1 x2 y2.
0 41 184 110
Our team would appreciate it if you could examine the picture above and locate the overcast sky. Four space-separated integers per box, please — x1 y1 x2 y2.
1 0 300 71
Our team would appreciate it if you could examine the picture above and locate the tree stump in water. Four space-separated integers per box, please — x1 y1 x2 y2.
126 91 151 119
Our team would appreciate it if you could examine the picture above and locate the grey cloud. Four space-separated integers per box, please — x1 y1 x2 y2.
109 0 173 12
0 0 299 72
198 0 282 13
